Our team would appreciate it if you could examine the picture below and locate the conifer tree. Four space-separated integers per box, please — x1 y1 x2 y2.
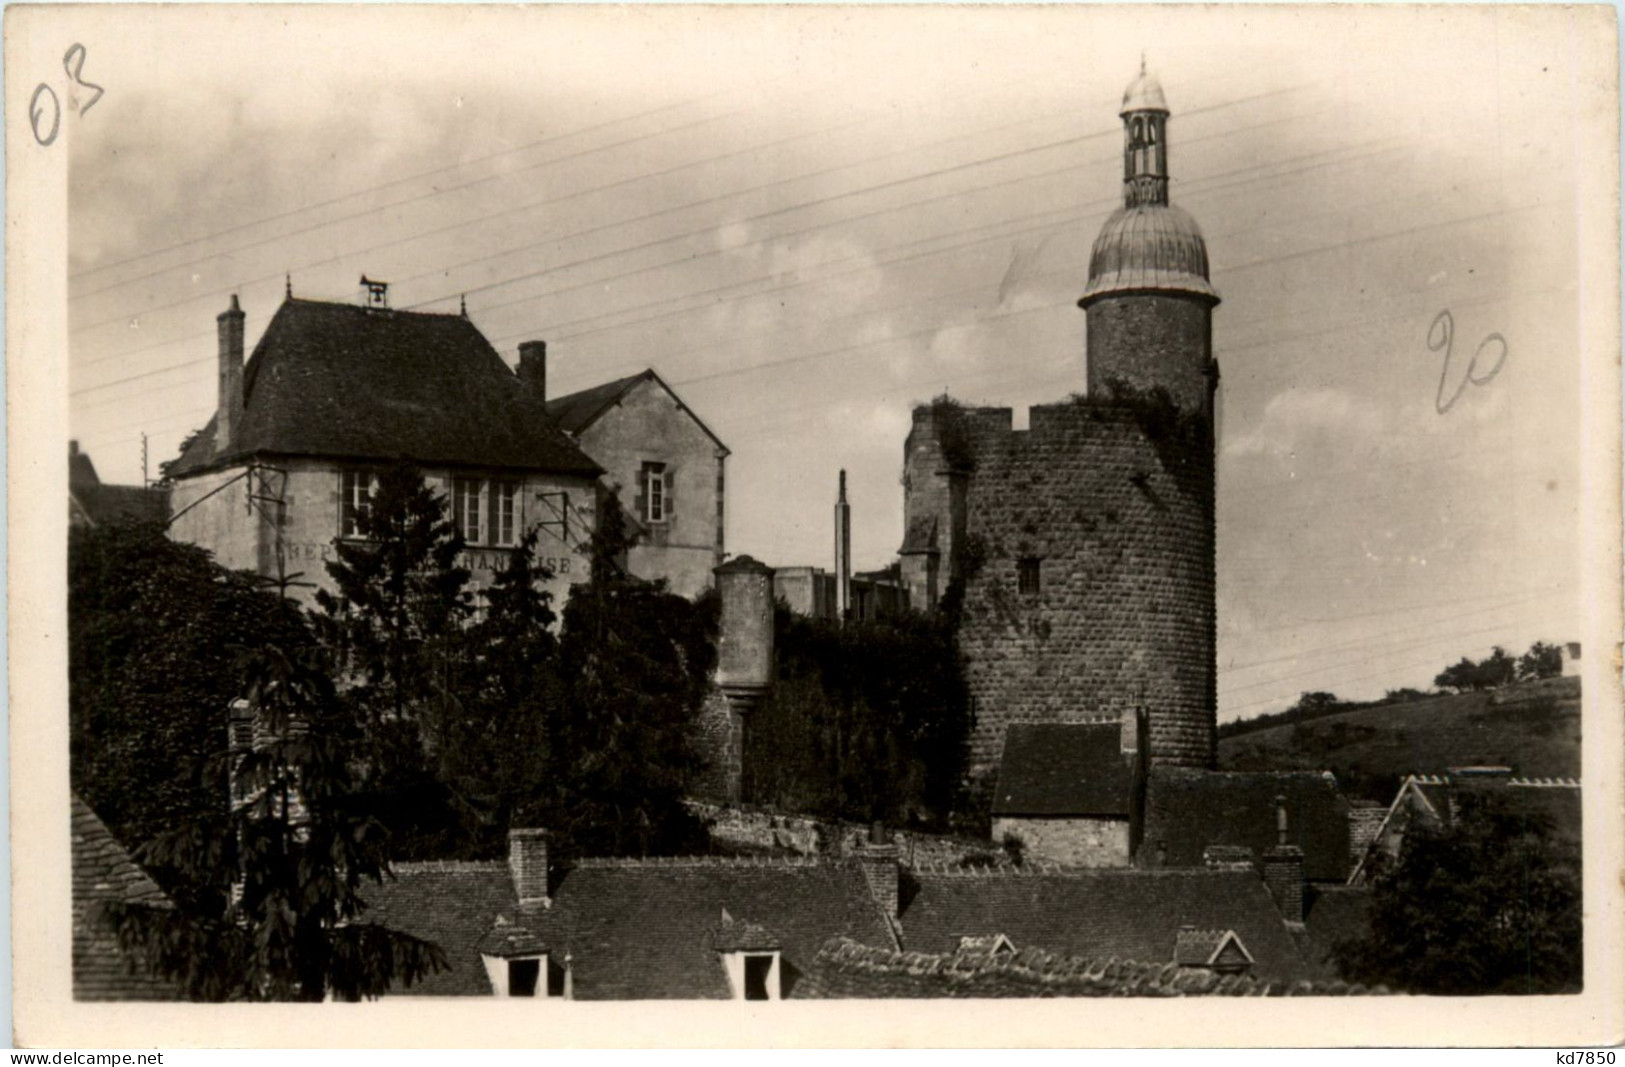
548 496 716 859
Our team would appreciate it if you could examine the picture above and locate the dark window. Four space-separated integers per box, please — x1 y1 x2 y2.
1018 558 1041 595
743 954 773 1001
508 958 540 997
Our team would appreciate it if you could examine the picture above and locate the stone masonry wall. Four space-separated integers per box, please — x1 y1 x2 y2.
948 400 1215 773
1084 293 1214 417
991 815 1132 868
688 801 998 867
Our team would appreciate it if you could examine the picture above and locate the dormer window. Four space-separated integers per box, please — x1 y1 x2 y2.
712 911 781 1001
482 952 568 999
743 955 774 1001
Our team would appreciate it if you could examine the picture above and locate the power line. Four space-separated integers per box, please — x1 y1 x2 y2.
69 99 1360 402
69 71 808 288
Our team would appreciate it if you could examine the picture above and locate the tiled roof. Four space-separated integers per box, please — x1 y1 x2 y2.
1143 769 1353 882
709 912 781 952
363 861 515 996
71 484 170 527
546 369 728 454
168 298 599 478
803 937 1384 998
1173 928 1249 967
993 722 1131 817
71 795 181 1001
898 865 1311 981
1302 886 1372 975
531 858 895 999
898 515 939 555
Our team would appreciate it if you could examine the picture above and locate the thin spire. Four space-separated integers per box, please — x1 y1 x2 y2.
285 273 292 299
460 293 468 318
1140 50 1147 75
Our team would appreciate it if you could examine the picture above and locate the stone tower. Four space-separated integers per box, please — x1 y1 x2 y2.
899 64 1219 774
1080 60 1220 419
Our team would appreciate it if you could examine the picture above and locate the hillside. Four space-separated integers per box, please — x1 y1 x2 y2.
1219 676 1580 804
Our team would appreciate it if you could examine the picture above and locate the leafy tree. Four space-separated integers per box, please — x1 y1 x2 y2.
1332 790 1582 994
1434 646 1518 693
104 640 446 1001
314 461 472 857
1517 641 1564 682
546 496 717 859
1382 687 1431 704
69 520 311 877
745 604 970 828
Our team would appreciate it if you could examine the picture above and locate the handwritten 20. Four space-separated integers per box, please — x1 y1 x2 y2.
1429 310 1508 415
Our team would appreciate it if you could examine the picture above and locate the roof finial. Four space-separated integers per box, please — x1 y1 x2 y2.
460 293 468 318
285 273 292 299
1141 50 1147 75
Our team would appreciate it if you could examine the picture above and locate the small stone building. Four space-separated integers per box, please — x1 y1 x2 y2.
991 721 1138 867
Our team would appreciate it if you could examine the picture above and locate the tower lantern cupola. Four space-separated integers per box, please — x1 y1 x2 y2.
1120 58 1170 208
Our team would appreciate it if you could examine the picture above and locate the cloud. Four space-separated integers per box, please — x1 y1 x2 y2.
1222 386 1390 461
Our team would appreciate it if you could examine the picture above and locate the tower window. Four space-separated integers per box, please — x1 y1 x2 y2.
642 462 668 524
1018 557 1042 596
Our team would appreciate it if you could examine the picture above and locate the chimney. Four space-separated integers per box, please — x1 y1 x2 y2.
1264 797 1303 922
1263 845 1305 923
217 295 245 454
853 822 900 920
518 340 548 405
834 470 851 623
509 828 550 907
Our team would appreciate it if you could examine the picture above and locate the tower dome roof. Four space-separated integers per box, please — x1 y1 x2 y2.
1120 66 1168 115
1080 203 1218 304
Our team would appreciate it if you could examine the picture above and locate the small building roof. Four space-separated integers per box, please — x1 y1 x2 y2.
897 865 1311 981
71 795 181 1001
993 722 1132 817
1143 769 1354 882
367 855 895 999
802 937 1382 999
546 368 729 456
363 861 517 996
167 298 600 478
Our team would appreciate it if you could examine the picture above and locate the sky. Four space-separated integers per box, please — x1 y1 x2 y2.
63 6 1604 722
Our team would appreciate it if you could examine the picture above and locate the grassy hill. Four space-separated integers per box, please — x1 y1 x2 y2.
1218 676 1580 804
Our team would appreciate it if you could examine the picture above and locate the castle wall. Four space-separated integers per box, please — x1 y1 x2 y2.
938 401 1215 773
1085 294 1214 415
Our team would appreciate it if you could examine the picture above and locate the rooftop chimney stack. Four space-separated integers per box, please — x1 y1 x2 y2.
217 295 245 455
509 828 551 907
853 823 900 920
1264 797 1304 923
834 470 851 623
518 341 548 405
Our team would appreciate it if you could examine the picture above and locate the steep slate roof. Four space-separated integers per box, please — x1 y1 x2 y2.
363 861 516 996
71 484 170 527
802 937 1383 999
168 298 599 477
71 795 181 1001
993 722 1131 817
1143 769 1353 882
546 368 729 454
897 865 1310 981
529 857 895 999
1303 885 1372 975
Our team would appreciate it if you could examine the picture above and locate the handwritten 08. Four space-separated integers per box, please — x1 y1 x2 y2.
29 43 104 147
1429 310 1508 415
